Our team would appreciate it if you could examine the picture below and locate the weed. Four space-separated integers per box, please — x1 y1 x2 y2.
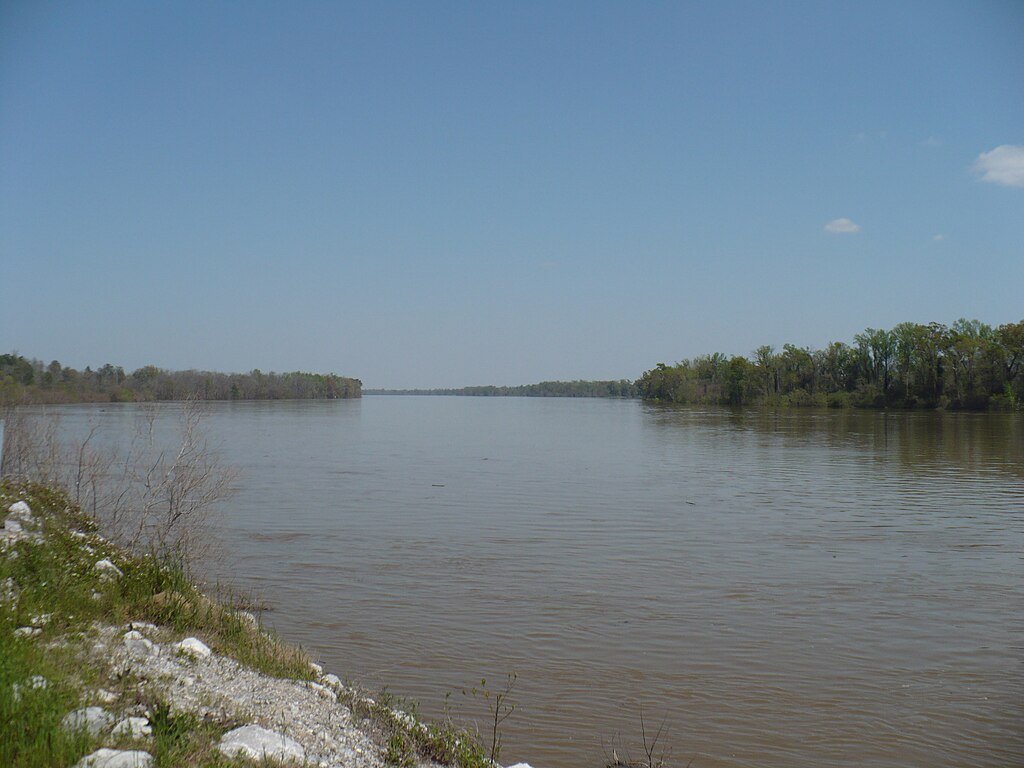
385 730 416 767
605 706 689 768
463 672 517 765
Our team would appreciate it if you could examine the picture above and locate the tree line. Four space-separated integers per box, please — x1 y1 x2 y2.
367 380 639 398
635 318 1024 410
0 355 361 405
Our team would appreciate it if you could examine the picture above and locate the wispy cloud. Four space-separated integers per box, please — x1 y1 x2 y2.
933 233 945 241
824 218 861 234
974 145 1024 187
922 136 943 148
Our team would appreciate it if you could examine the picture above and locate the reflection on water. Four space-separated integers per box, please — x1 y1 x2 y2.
39 399 1024 768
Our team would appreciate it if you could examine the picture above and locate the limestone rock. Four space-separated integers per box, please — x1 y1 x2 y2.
112 716 153 739
11 675 49 700
0 576 17 604
322 673 342 689
306 681 337 701
175 636 212 659
95 688 118 704
95 559 124 579
3 503 40 545
75 748 153 768
62 706 115 736
218 724 306 762
7 500 32 518
123 630 154 657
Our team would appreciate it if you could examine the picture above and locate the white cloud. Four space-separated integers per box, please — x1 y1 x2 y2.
922 136 943 148
933 234 945 241
974 145 1024 187
824 218 861 234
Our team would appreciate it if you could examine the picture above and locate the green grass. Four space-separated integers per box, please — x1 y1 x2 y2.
0 634 97 768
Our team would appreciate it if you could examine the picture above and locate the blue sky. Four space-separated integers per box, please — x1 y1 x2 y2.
2 1 1022 388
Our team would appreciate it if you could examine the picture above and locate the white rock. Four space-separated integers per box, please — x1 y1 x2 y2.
309 661 324 675
123 631 154 657
5 504 36 532
112 716 153 739
62 706 115 736
1 576 17 603
391 709 419 730
14 626 40 637
175 637 212 658
95 559 124 579
11 675 49 701
217 724 306 763
323 673 342 688
30 613 52 627
237 610 257 624
75 748 153 768
7 500 32 517
96 688 118 704
306 681 337 701
129 621 158 633
506 763 536 768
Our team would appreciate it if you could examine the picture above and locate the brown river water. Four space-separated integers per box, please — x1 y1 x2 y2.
43 398 1024 767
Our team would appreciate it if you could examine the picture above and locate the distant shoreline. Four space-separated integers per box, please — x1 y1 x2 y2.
0 354 361 406
365 380 637 398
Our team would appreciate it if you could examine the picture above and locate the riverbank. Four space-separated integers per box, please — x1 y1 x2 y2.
0 354 361 405
0 483 506 768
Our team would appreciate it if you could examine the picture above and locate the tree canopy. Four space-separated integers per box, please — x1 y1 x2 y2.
0 355 361 405
635 319 1024 411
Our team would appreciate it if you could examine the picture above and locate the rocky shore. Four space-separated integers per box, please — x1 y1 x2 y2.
1 484 533 768
64 622 386 767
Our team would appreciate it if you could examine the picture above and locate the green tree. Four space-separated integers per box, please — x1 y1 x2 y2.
754 345 776 397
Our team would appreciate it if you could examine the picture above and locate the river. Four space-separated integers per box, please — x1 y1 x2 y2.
25 397 1024 767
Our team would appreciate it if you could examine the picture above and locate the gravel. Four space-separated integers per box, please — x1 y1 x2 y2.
86 624 404 768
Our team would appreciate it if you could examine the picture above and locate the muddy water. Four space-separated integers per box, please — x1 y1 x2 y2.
44 398 1024 767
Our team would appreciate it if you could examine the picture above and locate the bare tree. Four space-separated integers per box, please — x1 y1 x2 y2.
1 398 237 568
